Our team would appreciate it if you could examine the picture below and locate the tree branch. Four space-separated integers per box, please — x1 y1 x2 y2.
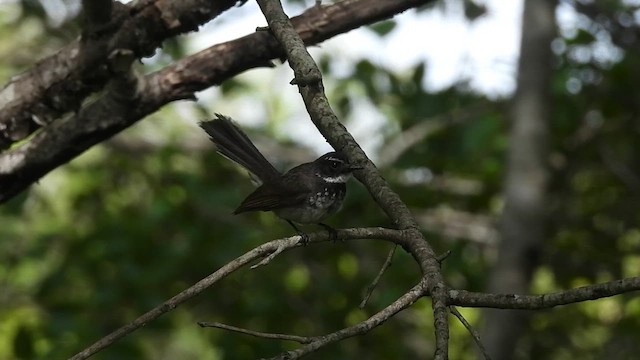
0 0 241 149
450 306 492 360
65 224 640 360
359 244 397 308
266 279 428 360
0 0 435 204
255 0 450 358
198 322 314 344
203 280 430 360
450 277 640 309
69 227 406 360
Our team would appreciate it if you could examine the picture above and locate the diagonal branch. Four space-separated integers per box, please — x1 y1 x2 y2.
200 280 428 360
0 0 435 204
255 0 450 358
198 322 314 344
211 273 637 359
450 306 492 360
266 280 428 360
359 244 397 308
0 0 241 150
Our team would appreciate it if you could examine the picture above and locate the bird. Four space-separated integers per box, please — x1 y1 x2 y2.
199 114 361 243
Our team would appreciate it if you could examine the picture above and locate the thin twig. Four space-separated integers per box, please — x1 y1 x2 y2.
251 241 291 269
449 306 492 360
359 245 397 308
198 322 313 344
436 250 452 264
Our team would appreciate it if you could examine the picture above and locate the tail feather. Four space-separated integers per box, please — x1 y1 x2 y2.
199 114 280 182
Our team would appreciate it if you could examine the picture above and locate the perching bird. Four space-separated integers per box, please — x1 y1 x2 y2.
199 114 361 242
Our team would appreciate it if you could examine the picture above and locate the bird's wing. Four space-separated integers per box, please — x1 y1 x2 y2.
233 183 310 213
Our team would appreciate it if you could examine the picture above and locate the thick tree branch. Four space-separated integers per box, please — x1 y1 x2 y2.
450 277 640 309
255 0 449 358
0 0 435 204
69 227 407 360
0 0 240 149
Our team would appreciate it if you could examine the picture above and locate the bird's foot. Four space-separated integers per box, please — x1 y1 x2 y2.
319 223 341 243
287 220 310 245
298 231 310 246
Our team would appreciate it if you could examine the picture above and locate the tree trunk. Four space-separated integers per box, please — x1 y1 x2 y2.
482 0 556 358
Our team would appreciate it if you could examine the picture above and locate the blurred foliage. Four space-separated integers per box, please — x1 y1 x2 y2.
1 0 640 359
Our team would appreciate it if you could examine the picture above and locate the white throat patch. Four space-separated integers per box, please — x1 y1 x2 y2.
321 173 351 183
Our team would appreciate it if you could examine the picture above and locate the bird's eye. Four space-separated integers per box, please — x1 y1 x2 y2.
331 161 339 168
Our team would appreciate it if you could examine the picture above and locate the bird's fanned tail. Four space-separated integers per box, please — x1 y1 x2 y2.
199 114 280 182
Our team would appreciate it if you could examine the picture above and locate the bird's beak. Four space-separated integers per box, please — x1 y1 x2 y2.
349 164 364 171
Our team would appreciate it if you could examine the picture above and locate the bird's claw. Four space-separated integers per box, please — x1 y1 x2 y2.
319 223 342 243
298 232 310 246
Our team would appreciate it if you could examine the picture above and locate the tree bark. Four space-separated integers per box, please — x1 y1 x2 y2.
481 0 556 358
0 0 240 150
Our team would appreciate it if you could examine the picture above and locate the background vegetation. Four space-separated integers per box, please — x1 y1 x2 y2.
1 0 639 359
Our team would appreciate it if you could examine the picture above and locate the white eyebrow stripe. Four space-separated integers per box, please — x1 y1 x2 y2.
322 174 350 183
326 157 344 163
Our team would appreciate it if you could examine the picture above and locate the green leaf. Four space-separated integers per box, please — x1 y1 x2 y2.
369 20 396 37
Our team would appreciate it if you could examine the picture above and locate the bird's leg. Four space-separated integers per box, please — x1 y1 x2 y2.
286 220 309 245
319 223 340 242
